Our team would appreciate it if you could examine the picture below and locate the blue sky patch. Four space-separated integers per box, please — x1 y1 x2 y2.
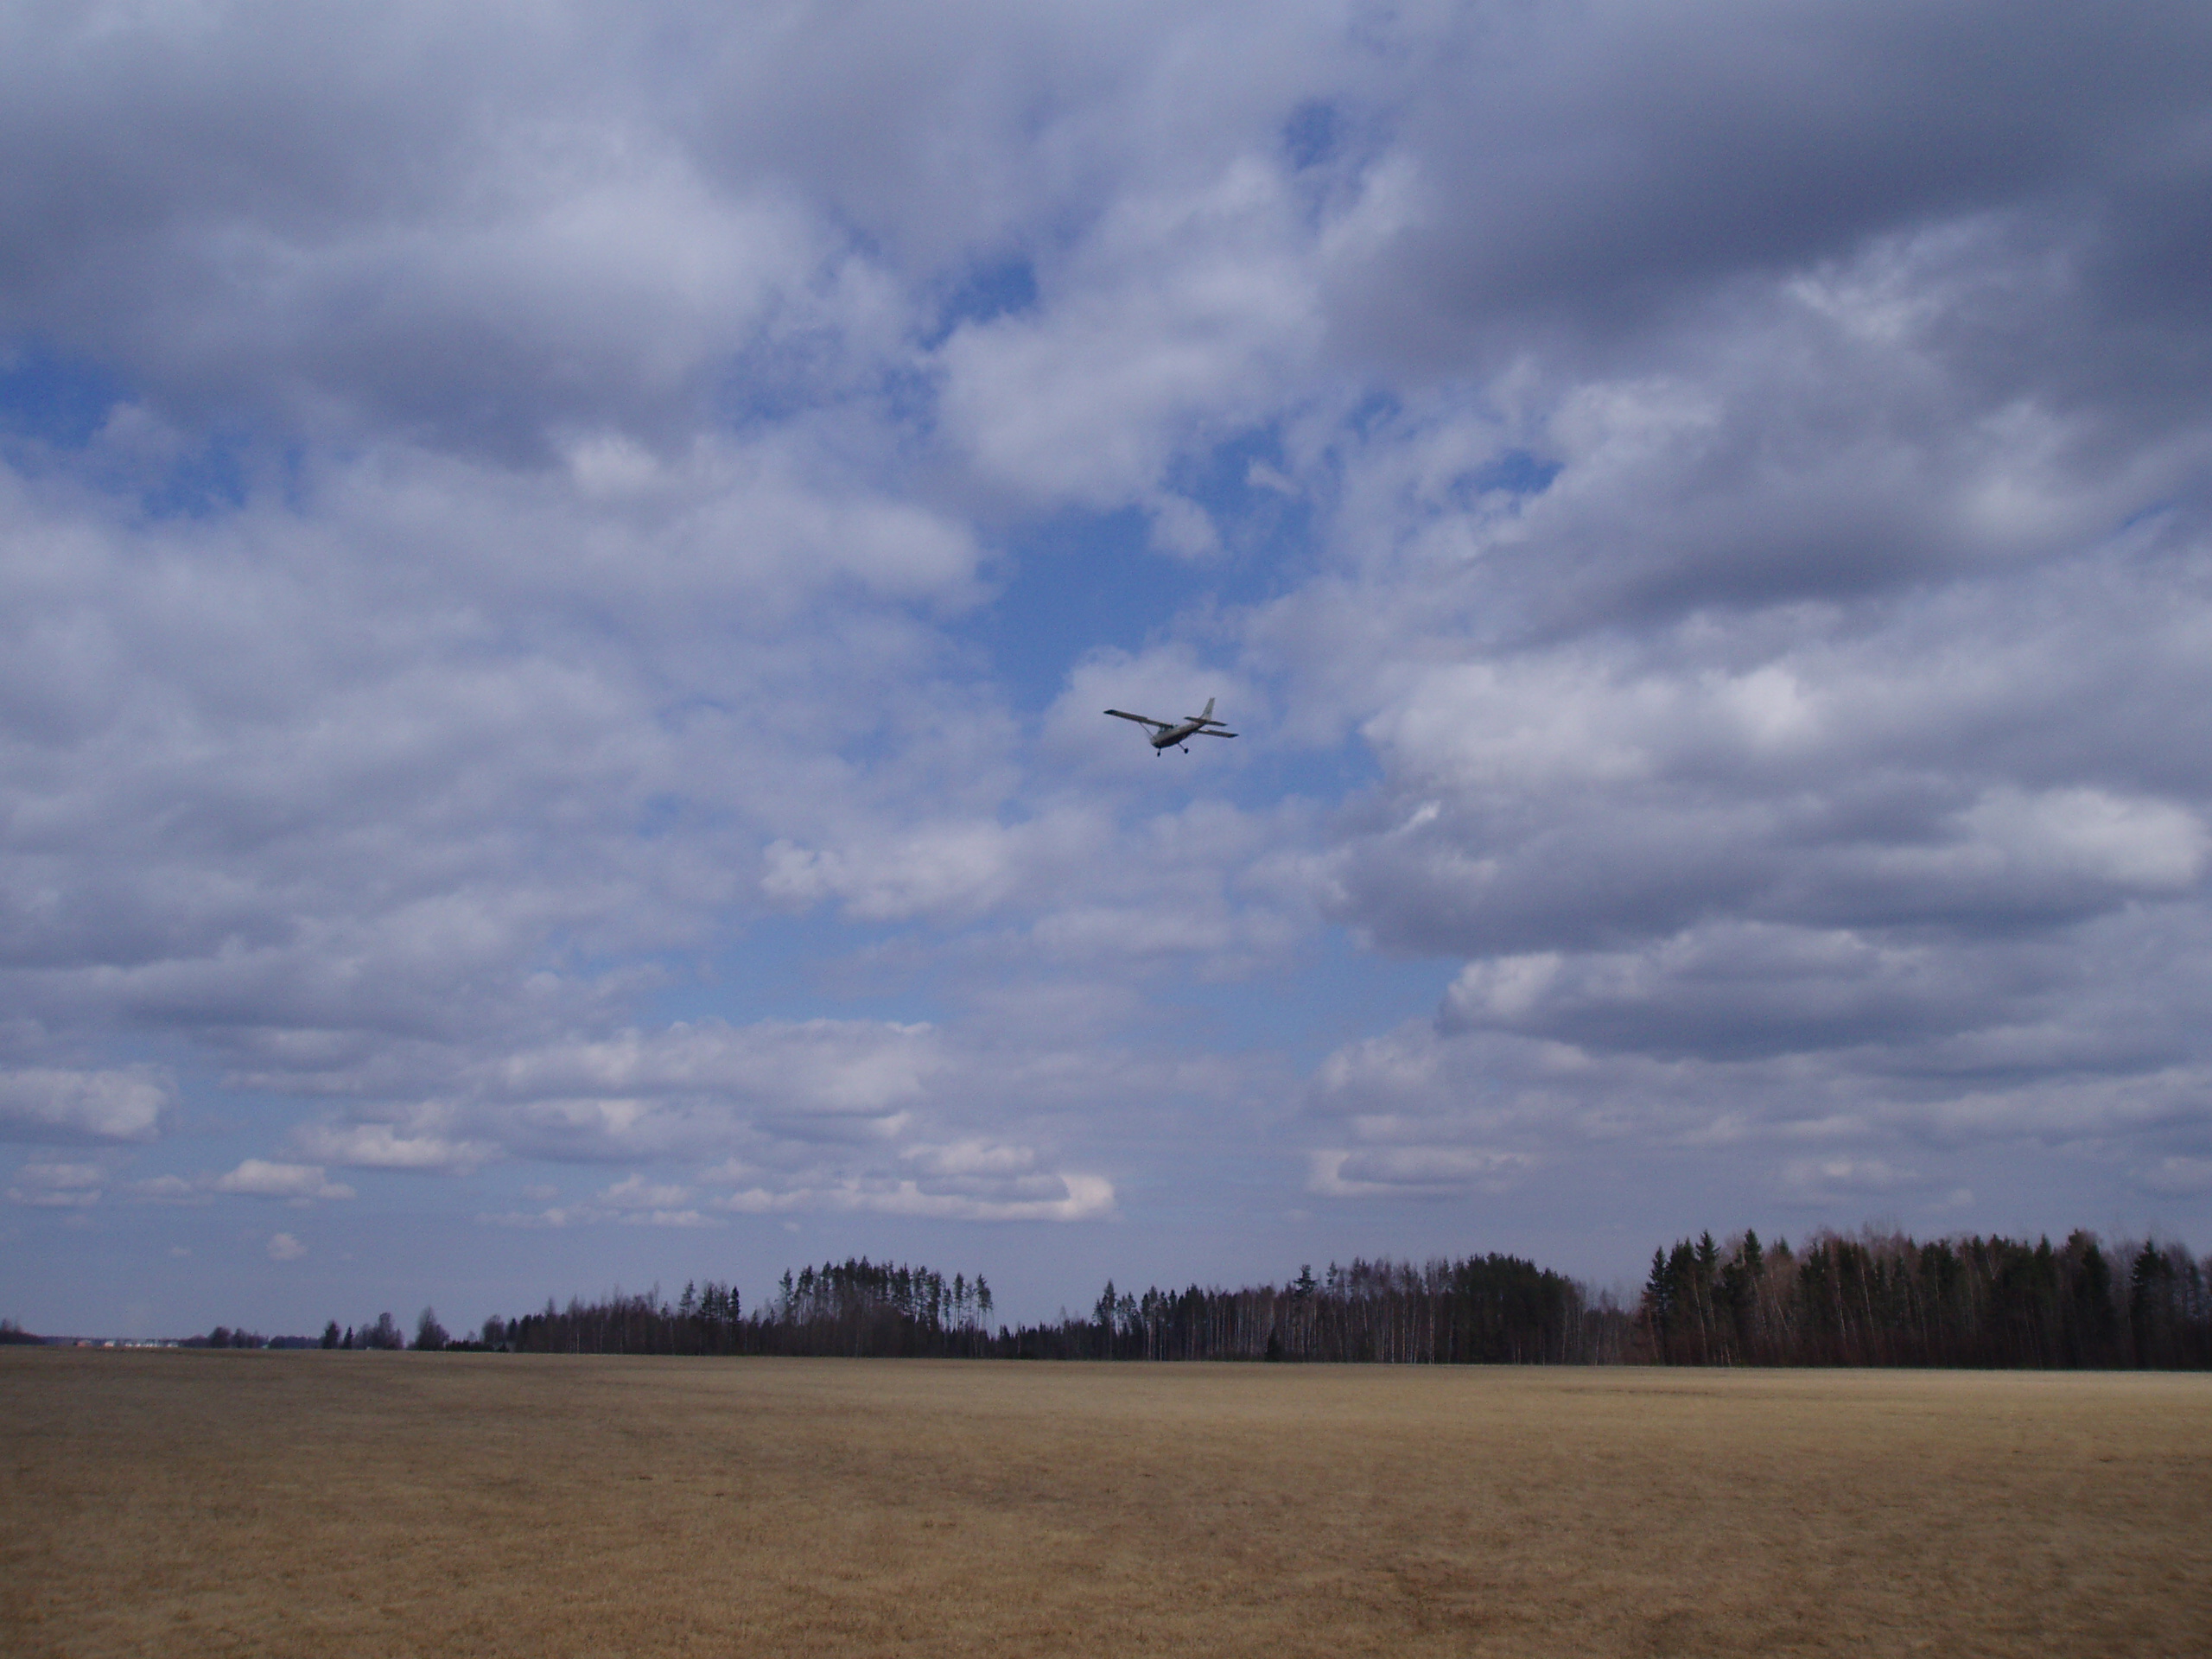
0 340 123 449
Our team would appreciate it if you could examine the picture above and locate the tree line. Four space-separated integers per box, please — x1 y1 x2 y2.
43 1224 2203 1366
460 1250 1618 1363
454 1232 2208 1368
1014 1254 1618 1363
484 1261 1001 1357
1639 1229 2212 1368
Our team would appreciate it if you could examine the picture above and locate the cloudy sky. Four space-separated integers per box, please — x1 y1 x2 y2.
5 0 2210 1337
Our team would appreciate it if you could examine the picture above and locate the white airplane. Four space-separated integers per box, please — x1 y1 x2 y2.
1104 697 1237 753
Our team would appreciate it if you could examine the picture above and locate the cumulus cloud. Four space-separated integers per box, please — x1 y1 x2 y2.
4 1160 105 1207
0 1069 168 1143
276 1015 1146 1224
717 1167 1115 1224
574 1172 711 1228
1777 1156 1923 1206
4 0 2211 1306
480 1204 583 1230
1439 927 1993 1062
124 1174 203 1205
477 1019 941 1144
290 1121 497 1174
474 1146 1115 1227
266 1231 308 1262
937 155 1321 507
1308 1146 1531 1199
1332 1 2212 383
213 1160 355 1203
763 822 1039 924
2138 1157 2212 1198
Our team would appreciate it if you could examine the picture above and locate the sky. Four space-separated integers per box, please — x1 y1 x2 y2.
5 0 2211 1338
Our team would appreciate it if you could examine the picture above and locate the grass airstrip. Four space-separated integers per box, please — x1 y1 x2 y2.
3 1351 2207 1656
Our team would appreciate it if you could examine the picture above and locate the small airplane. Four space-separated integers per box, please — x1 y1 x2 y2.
1104 697 1237 753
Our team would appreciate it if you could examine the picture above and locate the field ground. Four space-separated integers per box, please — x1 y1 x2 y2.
2 1353 2208 1657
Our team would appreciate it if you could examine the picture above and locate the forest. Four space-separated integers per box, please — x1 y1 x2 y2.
1640 1228 2212 1369
487 1262 1002 1359
474 1252 1610 1363
464 1230 2211 1369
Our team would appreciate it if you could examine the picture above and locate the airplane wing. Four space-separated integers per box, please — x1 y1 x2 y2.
1104 709 1172 730
1191 728 1237 738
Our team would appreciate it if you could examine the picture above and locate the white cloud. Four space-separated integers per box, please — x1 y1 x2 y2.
266 1231 308 1262
1949 788 2208 893
717 1169 1115 1224
4 1160 105 1207
476 1155 1118 1227
763 823 1027 923
938 156 1320 506
291 1121 497 1173
1777 1156 1923 1205
480 1205 580 1230
213 1160 355 1203
1308 1146 1531 1198
0 1069 168 1143
601 1173 690 1211
3 0 2211 1311
595 1173 711 1226
2138 1157 2212 1198
124 1174 204 1205
482 1019 943 1133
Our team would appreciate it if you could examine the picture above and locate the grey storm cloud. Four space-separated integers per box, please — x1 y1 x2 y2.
2 0 2210 1326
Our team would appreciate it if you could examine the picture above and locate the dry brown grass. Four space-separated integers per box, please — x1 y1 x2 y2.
3 1351 2207 1657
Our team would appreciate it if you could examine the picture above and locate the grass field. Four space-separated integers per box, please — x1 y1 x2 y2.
3 1351 2208 1656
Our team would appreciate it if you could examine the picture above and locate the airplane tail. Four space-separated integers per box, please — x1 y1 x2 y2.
1198 696 1215 721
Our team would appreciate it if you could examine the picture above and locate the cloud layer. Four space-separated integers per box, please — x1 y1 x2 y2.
4 1 2210 1326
